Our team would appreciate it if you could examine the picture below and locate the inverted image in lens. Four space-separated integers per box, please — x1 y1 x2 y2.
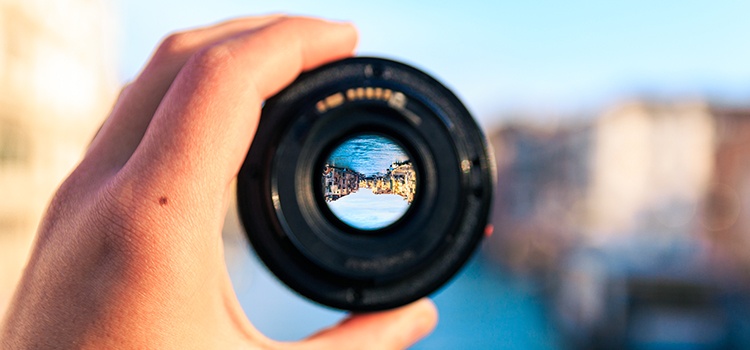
321 134 417 231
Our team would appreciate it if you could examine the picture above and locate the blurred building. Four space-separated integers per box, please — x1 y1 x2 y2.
583 101 715 243
486 101 716 272
485 101 750 348
0 0 117 315
485 122 591 277
704 108 750 281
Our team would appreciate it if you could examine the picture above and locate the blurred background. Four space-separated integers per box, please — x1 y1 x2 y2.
3 0 750 348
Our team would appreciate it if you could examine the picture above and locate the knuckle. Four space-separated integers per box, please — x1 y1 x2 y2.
182 43 237 82
258 17 308 43
191 43 237 70
158 31 195 55
150 31 197 65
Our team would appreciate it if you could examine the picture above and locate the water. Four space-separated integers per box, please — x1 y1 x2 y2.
326 134 408 176
225 227 560 349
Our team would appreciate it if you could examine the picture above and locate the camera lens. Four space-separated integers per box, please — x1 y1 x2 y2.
237 57 494 311
322 134 417 231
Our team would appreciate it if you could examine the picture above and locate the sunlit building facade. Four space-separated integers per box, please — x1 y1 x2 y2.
322 165 360 201
584 101 715 241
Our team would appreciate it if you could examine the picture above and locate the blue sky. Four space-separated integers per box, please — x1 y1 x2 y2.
116 1 750 126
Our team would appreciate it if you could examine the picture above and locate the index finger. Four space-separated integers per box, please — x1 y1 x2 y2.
86 15 286 173
119 18 358 206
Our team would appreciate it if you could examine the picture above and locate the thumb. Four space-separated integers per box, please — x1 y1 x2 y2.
302 299 438 350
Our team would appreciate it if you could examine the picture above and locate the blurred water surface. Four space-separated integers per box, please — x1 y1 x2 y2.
225 226 559 349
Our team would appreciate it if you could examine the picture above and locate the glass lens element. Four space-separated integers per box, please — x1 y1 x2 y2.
322 134 417 230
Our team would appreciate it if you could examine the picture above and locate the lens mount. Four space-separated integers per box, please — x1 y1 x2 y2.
237 57 494 311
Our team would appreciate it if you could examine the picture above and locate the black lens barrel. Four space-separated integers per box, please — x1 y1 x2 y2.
236 57 494 311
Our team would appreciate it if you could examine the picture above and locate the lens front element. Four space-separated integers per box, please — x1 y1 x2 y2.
322 134 417 231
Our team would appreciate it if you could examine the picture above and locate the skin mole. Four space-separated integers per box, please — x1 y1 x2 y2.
159 196 168 206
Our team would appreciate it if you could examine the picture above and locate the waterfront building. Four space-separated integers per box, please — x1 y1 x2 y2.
390 161 416 203
485 100 716 275
322 165 360 201
356 161 416 203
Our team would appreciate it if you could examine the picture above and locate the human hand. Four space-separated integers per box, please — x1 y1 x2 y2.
0 16 437 349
